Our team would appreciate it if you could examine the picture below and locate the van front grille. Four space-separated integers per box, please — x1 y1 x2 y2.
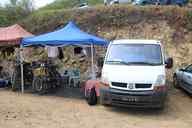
111 82 127 88
135 84 152 89
111 83 152 89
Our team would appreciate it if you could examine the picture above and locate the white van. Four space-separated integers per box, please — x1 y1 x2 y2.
100 39 173 108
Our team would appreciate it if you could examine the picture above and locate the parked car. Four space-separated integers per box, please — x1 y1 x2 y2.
132 0 188 6
173 64 192 94
78 2 89 9
85 39 173 108
104 0 132 5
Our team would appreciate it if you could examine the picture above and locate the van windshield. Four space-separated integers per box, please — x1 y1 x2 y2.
106 44 163 65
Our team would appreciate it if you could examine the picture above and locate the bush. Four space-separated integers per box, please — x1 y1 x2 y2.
0 15 9 26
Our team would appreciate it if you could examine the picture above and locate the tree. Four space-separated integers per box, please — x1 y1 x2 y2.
18 0 34 14
6 0 34 14
4 0 34 24
0 15 9 26
10 0 18 6
0 0 34 26
0 6 9 26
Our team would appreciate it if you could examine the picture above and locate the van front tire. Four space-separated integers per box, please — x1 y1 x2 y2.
87 88 97 106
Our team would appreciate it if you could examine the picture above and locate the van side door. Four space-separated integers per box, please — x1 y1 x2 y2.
177 69 185 84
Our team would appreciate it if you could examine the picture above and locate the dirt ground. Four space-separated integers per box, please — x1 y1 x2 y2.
0 87 191 128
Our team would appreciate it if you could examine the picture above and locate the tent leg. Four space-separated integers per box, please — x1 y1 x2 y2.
91 43 95 80
20 45 24 93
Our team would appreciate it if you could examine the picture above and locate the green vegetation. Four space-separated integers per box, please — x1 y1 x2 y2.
0 0 34 26
0 8 9 26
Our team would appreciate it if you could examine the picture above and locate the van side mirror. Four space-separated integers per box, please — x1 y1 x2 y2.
97 57 104 68
165 57 173 69
179 68 185 72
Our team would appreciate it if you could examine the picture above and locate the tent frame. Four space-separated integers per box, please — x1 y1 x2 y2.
20 45 24 93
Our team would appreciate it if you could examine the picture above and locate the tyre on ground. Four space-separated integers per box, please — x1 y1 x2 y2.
32 77 46 95
87 88 97 106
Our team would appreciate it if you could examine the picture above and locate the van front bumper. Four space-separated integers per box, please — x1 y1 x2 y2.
100 87 167 108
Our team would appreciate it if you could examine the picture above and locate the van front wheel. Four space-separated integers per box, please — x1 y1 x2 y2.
87 88 97 106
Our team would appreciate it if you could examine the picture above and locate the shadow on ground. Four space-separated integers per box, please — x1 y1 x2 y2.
44 87 84 100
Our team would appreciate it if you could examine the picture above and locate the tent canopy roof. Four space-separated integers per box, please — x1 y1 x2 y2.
22 21 108 47
0 24 33 45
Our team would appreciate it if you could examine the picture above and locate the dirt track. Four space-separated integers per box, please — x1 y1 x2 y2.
0 87 191 128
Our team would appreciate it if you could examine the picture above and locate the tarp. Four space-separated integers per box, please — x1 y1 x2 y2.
0 24 33 46
22 21 108 47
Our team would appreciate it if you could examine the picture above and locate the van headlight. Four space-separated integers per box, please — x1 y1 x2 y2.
155 75 165 86
153 75 167 92
101 73 110 86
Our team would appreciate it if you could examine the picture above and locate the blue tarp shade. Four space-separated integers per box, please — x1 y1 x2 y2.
22 21 108 47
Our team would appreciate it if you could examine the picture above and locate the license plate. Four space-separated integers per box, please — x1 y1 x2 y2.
121 97 138 102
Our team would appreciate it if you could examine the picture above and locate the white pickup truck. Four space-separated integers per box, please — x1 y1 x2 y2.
99 39 173 109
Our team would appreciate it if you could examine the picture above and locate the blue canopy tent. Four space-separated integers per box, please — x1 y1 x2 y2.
22 21 107 46
20 21 108 93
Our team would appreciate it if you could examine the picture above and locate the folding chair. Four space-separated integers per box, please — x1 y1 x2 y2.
68 69 80 88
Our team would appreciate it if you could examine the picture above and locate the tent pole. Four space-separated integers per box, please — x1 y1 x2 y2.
91 43 95 80
20 45 24 93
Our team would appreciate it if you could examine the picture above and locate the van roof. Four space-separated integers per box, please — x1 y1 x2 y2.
111 39 161 45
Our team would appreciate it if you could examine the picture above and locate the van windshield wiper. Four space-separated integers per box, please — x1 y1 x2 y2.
125 62 161 66
106 61 161 66
106 60 129 65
